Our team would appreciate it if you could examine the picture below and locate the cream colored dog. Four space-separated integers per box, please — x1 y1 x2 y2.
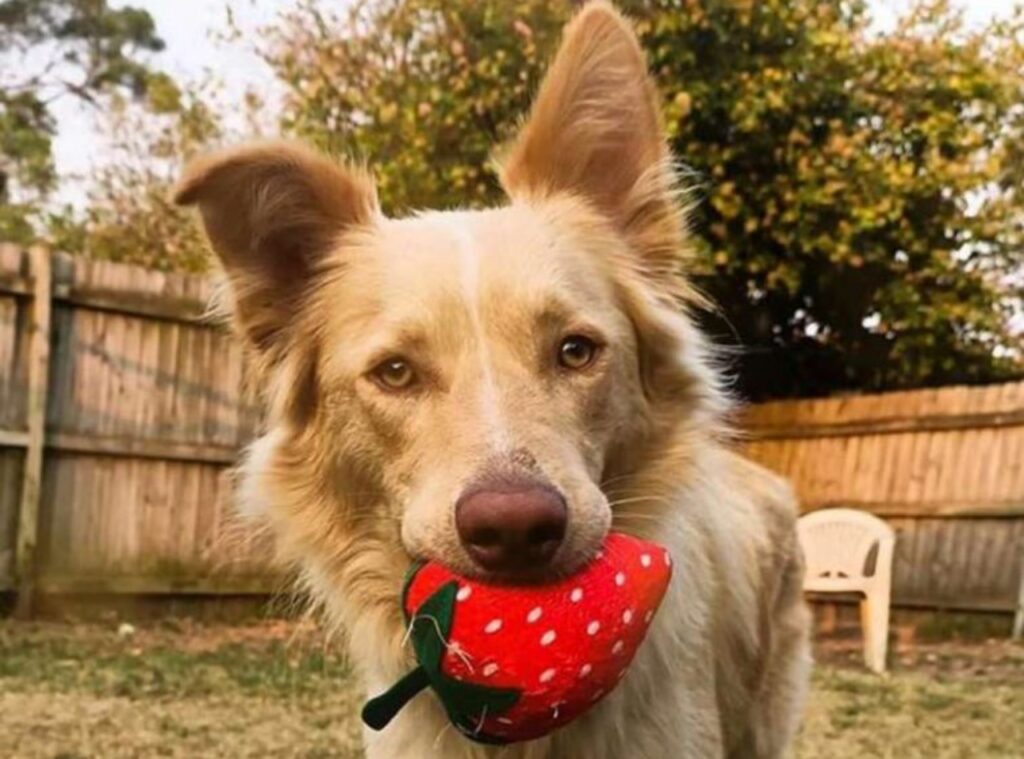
175 3 810 757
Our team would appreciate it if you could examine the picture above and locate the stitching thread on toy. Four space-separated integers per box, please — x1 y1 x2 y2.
404 613 477 673
474 705 489 736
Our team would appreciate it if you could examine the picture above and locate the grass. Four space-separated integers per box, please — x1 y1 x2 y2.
795 664 1024 758
0 633 348 699
1 619 1021 758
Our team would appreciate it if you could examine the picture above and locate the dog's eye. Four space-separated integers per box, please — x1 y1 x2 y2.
371 357 416 390
557 335 599 371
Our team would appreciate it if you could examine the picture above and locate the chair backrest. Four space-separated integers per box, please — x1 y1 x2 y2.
798 508 895 592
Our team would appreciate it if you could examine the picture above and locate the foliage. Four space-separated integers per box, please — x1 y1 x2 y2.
265 0 566 214
47 76 244 272
263 0 1023 399
2 0 1021 397
0 0 164 243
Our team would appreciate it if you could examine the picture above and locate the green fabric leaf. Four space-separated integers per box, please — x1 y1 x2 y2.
435 677 521 720
406 580 522 731
409 580 457 674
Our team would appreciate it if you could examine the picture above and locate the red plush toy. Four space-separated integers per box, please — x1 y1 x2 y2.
362 532 673 744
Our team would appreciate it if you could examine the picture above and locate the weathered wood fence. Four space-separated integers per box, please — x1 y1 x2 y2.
1 244 1022 619
742 384 1024 616
0 244 271 607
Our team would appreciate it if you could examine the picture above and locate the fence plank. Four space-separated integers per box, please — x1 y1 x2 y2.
745 409 1024 439
14 247 52 616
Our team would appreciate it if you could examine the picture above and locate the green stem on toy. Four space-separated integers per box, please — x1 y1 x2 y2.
361 580 519 738
362 665 432 731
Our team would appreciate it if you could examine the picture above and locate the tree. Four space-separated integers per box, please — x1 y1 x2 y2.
47 75 249 272
265 0 566 214
262 0 1023 399
0 0 163 242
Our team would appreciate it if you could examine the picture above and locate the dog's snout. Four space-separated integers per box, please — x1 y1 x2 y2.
456 482 567 574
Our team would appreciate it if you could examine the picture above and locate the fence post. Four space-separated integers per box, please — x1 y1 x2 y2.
14 245 52 618
1013 552 1024 640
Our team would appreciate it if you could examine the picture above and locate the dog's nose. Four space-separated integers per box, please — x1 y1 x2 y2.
456 483 568 573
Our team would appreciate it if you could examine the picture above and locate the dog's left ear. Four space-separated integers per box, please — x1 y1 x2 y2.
499 2 682 272
174 140 378 359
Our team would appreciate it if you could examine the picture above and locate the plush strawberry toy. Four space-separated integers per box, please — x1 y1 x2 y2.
362 532 672 744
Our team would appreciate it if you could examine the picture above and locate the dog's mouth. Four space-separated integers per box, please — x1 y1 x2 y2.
455 550 595 586
407 509 611 587
409 540 605 588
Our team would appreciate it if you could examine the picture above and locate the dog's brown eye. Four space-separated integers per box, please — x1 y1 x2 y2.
371 358 416 390
558 335 599 371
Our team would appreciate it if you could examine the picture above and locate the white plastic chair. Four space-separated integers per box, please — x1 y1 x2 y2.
798 508 896 673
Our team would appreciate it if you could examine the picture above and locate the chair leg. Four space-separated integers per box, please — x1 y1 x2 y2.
860 590 890 673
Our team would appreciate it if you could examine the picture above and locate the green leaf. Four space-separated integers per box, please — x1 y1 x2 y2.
409 581 458 674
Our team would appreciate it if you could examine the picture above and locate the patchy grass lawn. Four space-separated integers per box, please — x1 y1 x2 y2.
0 619 1021 758
795 643 1024 759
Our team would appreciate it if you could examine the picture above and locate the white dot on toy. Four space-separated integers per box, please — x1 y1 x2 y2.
540 630 557 646
527 606 543 623
587 620 601 635
570 587 584 603
485 618 503 634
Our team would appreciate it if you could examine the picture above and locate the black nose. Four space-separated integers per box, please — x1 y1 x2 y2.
455 481 568 574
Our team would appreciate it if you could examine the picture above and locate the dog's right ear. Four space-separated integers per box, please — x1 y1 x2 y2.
499 3 696 300
174 140 378 356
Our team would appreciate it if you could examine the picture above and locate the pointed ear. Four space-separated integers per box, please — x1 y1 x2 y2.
499 2 683 276
174 140 378 354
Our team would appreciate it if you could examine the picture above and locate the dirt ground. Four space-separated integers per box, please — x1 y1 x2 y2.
1 618 1021 758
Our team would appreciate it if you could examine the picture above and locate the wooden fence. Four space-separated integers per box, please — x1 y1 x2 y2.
0 244 271 607
742 384 1024 615
1 244 1022 619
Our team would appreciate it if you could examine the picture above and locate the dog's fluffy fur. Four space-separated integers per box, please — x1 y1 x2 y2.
175 4 810 757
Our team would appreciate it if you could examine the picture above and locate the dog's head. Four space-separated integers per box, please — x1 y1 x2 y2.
175 3 723 593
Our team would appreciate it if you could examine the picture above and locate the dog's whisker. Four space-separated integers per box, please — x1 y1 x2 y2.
606 512 671 524
604 489 676 501
599 473 641 488
432 720 453 750
344 508 402 521
612 518 668 529
607 495 674 506
401 618 415 649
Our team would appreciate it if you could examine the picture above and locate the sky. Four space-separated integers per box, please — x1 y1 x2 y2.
50 0 1021 204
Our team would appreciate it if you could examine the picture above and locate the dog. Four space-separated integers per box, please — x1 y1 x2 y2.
174 3 810 757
